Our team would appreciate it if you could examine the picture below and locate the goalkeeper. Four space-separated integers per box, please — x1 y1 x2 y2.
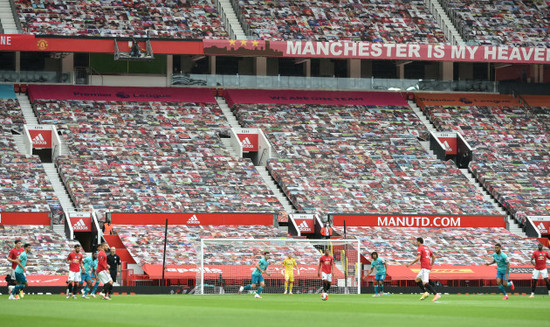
282 253 299 294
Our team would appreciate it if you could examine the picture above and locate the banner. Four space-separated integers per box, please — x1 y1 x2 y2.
415 93 521 108
0 34 35 51
386 265 548 280
0 274 68 286
331 214 505 228
290 214 315 234
142 264 344 280
28 129 52 148
204 39 550 64
28 85 216 103
110 212 275 226
69 212 92 232
0 35 202 54
0 212 50 225
237 133 259 152
223 89 408 107
434 132 457 155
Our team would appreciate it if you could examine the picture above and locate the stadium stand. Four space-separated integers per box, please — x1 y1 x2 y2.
441 0 550 47
0 225 79 275
236 0 448 43
0 88 62 216
419 94 550 224
342 226 537 266
228 90 500 216
29 87 284 219
14 0 228 38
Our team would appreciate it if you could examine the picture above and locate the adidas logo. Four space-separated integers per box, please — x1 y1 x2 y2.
298 221 311 232
241 137 253 148
537 223 547 233
187 214 201 225
32 133 47 145
442 141 452 151
73 219 88 231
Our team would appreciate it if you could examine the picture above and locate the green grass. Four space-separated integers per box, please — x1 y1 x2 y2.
1 294 549 327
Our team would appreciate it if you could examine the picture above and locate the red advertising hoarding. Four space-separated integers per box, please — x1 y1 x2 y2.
331 214 505 228
142 264 344 280
28 85 216 103
237 133 259 152
0 275 68 286
0 212 50 225
223 89 408 107
386 265 547 280
110 212 274 226
0 34 202 54
28 129 52 148
69 212 92 232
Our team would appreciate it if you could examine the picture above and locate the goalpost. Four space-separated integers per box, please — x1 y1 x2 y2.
197 238 362 295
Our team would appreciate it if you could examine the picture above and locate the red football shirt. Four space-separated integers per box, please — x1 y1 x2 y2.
319 255 334 274
532 250 550 270
67 252 83 272
417 245 433 269
97 250 108 273
8 248 24 269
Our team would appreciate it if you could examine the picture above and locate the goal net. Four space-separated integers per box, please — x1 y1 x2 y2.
196 238 361 295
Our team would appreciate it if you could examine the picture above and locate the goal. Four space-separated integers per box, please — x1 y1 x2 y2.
196 238 361 295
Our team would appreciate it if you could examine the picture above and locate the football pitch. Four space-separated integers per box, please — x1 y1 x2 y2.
1 294 549 327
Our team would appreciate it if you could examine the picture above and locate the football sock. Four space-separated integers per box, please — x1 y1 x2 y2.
73 285 79 295
12 284 23 295
498 284 507 296
67 284 73 295
289 282 293 293
374 285 378 295
257 286 263 295
83 287 90 295
326 281 331 292
425 283 437 295
531 280 537 293
284 281 288 291
380 284 384 293
243 285 252 291
545 279 550 290
416 281 425 292
91 281 100 294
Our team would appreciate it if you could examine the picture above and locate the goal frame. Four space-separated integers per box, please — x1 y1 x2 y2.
198 238 362 295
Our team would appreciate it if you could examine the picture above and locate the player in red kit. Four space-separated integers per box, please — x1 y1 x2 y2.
530 242 550 298
7 239 24 298
97 243 114 300
406 237 440 301
66 244 84 299
317 248 335 297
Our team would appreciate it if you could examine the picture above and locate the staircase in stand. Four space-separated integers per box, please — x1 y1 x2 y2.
216 97 241 128
215 0 247 40
16 93 38 125
255 166 297 214
43 163 76 214
0 0 17 33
